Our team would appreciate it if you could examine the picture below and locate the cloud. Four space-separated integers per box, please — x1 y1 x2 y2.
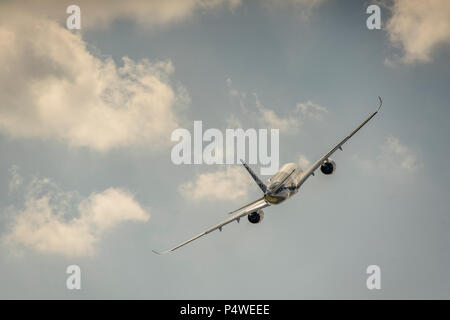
8 165 23 193
263 0 327 19
353 136 423 175
0 0 241 30
255 95 328 133
226 79 327 133
3 176 149 257
255 99 299 133
81 0 242 29
295 101 328 121
379 136 422 171
0 15 187 151
298 154 311 169
179 166 252 202
225 114 244 128
386 0 450 64
226 78 249 114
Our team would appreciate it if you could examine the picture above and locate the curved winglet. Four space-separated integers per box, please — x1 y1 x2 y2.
152 249 168 255
296 96 382 189
377 96 383 112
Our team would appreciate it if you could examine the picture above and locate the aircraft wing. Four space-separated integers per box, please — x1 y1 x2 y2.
296 97 382 189
152 197 269 254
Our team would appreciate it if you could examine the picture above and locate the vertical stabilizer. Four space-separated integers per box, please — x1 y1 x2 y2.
240 160 267 193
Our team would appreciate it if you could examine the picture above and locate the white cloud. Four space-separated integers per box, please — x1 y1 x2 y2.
82 0 242 28
179 166 252 201
0 15 187 151
227 79 327 133
295 101 328 121
257 106 300 133
263 0 327 19
298 154 311 169
255 95 328 133
3 177 149 257
353 136 423 175
0 0 241 30
226 78 249 114
386 0 450 64
225 114 243 128
379 136 422 171
8 165 23 193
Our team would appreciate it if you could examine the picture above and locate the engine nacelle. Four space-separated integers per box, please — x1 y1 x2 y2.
248 209 264 224
320 159 336 175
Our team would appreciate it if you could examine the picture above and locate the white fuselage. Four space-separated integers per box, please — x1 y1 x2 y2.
264 162 302 204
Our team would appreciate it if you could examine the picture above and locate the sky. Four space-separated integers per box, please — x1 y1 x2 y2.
0 0 450 299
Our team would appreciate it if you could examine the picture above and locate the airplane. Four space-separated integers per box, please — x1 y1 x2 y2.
152 97 383 255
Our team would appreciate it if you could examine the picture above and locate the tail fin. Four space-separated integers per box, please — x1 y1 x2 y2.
240 160 267 193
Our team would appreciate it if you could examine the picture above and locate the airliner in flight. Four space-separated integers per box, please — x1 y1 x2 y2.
153 97 383 254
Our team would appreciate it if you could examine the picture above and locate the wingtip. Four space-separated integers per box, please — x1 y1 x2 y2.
152 249 169 255
377 96 383 112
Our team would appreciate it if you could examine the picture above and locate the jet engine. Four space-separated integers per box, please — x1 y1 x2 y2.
320 159 336 175
248 209 264 224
